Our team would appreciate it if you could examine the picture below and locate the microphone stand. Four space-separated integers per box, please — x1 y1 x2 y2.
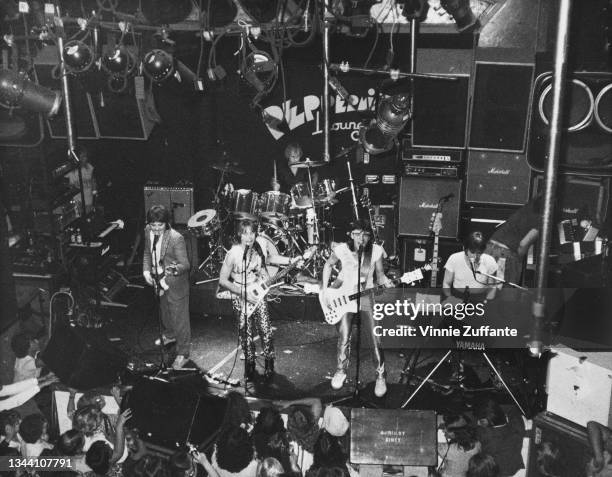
475 270 531 293
242 246 251 395
151 236 168 376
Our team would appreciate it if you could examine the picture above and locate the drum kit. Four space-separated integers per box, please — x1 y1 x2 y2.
188 158 343 282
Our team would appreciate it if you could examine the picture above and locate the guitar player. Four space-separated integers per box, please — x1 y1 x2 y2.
218 219 276 382
142 205 191 370
321 219 393 398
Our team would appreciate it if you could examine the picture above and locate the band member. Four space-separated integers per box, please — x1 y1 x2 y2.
219 220 275 381
321 219 392 397
485 195 543 286
443 231 498 305
142 205 191 370
272 142 319 193
65 146 97 214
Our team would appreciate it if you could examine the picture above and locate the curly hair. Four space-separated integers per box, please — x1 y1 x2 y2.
215 425 254 474
312 431 348 471
221 391 253 431
72 405 104 437
57 429 85 455
287 405 321 453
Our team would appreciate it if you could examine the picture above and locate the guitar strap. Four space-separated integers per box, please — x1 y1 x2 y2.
360 247 373 286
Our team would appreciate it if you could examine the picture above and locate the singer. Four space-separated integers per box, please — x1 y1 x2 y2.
142 205 192 369
218 220 275 381
442 231 498 305
321 219 393 397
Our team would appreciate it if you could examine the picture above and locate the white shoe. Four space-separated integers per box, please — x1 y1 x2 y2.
154 335 176 346
374 365 387 398
172 355 187 370
331 369 347 390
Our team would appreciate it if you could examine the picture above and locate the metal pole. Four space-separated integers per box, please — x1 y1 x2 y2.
530 0 573 355
322 0 331 162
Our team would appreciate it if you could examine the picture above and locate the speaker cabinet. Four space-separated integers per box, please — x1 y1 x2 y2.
41 324 128 390
469 59 534 152
528 71 612 175
143 184 194 225
124 377 227 450
398 177 461 239
533 175 609 224
466 150 531 205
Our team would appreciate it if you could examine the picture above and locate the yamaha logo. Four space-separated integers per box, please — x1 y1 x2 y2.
419 202 438 209
487 168 511 175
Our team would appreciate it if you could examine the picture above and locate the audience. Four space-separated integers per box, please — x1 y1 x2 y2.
19 413 52 457
0 410 21 455
587 421 612 477
466 453 499 477
10 333 42 383
256 458 284 477
438 414 482 477
212 425 258 477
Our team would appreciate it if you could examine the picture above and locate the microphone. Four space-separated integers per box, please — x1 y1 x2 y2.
441 193 454 202
469 257 477 279
243 245 250 261
328 75 358 107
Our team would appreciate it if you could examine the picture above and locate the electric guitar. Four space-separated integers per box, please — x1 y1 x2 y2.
239 247 315 318
429 211 443 287
320 264 433 325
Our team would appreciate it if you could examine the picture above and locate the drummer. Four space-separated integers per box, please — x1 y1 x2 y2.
272 142 319 193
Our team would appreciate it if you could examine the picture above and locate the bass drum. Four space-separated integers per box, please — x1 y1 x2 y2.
258 233 289 277
259 224 290 256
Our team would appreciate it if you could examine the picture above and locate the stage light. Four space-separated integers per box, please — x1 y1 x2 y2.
102 46 136 75
242 51 277 93
359 94 411 154
63 40 95 74
143 49 175 83
0 69 61 117
441 0 478 33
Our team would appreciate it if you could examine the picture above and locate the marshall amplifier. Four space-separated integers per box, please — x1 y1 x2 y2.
403 164 459 178
402 142 463 163
466 150 531 206
398 177 461 238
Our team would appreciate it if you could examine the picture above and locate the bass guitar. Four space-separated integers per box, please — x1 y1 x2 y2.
320 264 433 325
239 247 315 318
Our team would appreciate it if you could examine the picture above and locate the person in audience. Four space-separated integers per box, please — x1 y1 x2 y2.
438 414 482 477
53 429 91 475
0 410 21 454
0 375 57 412
19 413 52 457
587 421 612 476
169 450 198 477
211 425 258 477
68 391 116 439
256 458 284 477
251 407 286 458
11 333 42 383
474 399 524 477
466 453 499 477
309 432 350 475
84 408 131 476
220 391 254 433
286 405 320 471
442 231 497 305
535 441 563 477
127 454 169 477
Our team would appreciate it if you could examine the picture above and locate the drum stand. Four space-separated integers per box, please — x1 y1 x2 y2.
196 232 227 282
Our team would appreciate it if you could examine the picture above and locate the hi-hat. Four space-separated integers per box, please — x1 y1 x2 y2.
210 161 246 175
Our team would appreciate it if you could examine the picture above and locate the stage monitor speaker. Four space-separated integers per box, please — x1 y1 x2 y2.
398 177 461 239
34 46 99 139
466 150 531 206
41 324 128 390
527 413 596 477
528 70 612 175
143 184 194 225
123 377 227 450
469 56 534 152
533 174 609 224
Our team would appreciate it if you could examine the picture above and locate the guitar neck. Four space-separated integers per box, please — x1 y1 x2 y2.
264 258 299 287
430 234 439 287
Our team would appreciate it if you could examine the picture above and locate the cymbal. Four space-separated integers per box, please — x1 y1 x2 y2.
290 159 327 169
210 161 246 175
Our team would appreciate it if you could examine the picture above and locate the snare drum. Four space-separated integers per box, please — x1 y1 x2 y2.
188 209 220 237
290 182 313 208
232 189 259 220
313 179 336 204
260 191 291 219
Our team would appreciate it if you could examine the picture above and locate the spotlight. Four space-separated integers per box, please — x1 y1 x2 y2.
143 49 174 83
440 0 479 33
102 46 136 76
242 51 277 93
63 40 94 74
359 94 411 154
0 69 61 117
